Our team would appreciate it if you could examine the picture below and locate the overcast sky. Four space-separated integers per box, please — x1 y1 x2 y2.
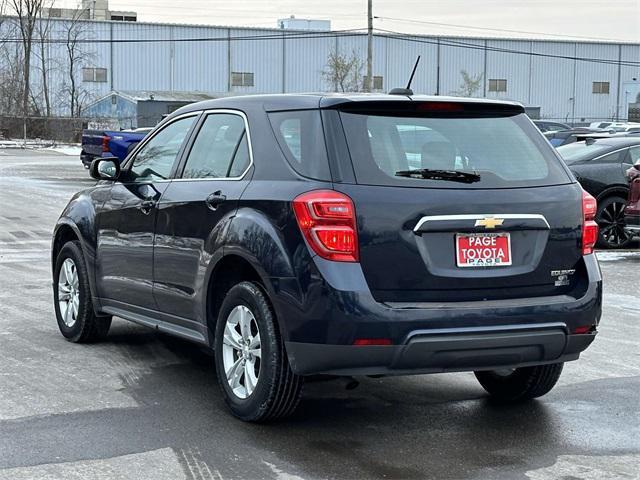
60 0 639 42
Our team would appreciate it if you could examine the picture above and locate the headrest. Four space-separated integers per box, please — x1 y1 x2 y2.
421 141 456 170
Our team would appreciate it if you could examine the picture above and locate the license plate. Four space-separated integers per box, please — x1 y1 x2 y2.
456 232 511 267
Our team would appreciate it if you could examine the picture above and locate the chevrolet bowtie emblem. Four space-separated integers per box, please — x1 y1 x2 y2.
475 217 504 229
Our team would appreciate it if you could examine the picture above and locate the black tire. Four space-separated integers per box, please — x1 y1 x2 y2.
474 363 564 402
596 195 633 249
214 281 303 422
53 240 112 342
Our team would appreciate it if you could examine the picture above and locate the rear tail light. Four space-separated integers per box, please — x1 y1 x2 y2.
292 190 359 262
101 135 110 153
573 325 593 335
581 190 599 255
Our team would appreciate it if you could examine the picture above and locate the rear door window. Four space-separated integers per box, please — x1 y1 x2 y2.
182 113 251 179
628 146 640 164
339 110 571 189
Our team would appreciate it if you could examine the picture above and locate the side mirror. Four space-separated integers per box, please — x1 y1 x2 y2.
90 157 120 180
634 159 640 171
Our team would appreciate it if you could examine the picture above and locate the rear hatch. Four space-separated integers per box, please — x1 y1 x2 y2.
326 99 584 303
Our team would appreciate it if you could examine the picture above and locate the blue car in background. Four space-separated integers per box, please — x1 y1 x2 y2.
80 128 152 169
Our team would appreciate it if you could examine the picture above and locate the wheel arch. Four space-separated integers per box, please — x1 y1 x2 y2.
52 221 81 273
204 252 286 348
595 185 630 203
52 220 100 304
595 186 633 249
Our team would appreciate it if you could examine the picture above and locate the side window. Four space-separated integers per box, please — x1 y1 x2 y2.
182 113 250 179
279 118 302 161
268 110 331 181
129 116 196 182
628 146 640 164
595 151 622 164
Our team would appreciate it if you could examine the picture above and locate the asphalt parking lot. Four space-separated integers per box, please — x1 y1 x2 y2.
0 149 639 480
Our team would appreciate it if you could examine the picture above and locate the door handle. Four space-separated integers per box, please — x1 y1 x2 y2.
138 199 156 215
206 191 226 211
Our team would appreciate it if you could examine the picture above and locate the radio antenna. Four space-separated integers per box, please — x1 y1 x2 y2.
389 55 420 96
406 55 421 91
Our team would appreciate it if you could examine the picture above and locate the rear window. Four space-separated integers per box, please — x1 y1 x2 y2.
557 142 613 164
339 111 571 188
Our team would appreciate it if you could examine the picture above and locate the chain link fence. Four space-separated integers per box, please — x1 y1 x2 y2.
0 116 88 144
0 114 165 146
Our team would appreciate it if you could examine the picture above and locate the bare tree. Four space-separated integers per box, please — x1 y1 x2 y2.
322 49 364 93
59 7 92 117
0 35 24 116
452 70 483 97
8 0 46 140
34 2 54 116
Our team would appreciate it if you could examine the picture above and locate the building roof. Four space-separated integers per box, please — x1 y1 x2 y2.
84 90 218 110
117 90 217 103
22 15 639 46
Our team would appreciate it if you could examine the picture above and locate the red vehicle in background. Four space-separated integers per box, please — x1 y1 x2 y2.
624 159 640 236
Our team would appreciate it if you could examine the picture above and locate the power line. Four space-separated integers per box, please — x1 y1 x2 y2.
374 16 632 44
375 28 640 67
0 27 369 44
1 21 638 67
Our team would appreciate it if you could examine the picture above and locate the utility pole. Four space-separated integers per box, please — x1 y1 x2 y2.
365 0 372 92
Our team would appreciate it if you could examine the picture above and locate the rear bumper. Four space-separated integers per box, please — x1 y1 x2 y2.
287 329 595 375
277 254 602 376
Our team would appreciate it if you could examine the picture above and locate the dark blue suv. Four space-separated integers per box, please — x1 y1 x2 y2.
51 94 602 421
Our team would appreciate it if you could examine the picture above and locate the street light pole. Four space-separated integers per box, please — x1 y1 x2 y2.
366 0 372 92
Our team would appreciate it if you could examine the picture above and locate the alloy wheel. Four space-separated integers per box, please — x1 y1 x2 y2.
58 258 80 328
222 305 262 399
599 201 631 247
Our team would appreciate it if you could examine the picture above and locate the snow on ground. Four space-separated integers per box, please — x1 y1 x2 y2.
596 250 640 262
0 139 54 149
44 145 82 156
0 139 81 156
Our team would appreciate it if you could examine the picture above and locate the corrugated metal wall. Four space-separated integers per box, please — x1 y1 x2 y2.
439 38 485 97
2 18 639 121
530 42 576 122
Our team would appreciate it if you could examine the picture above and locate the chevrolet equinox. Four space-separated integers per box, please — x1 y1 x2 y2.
52 94 602 421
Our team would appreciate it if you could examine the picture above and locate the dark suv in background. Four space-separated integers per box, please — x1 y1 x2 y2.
52 94 602 422
557 137 640 248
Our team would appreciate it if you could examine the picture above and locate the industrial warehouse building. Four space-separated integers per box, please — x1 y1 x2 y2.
3 15 640 126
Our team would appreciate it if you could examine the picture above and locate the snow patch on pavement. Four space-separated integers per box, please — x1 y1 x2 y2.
45 145 82 156
596 250 640 262
0 448 188 480
525 454 640 479
264 461 306 480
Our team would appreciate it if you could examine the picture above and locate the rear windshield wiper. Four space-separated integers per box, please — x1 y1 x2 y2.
394 168 481 184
